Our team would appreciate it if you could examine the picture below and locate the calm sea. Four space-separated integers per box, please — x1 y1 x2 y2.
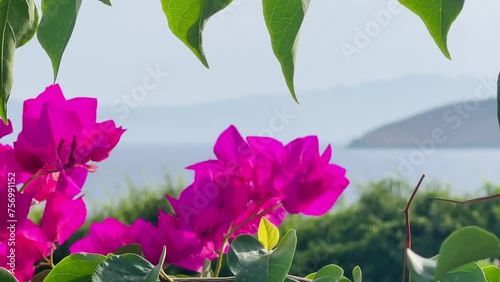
83 144 500 208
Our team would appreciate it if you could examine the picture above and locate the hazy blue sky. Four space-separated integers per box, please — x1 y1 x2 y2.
12 0 500 106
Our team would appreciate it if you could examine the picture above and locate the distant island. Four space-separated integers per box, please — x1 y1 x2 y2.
350 98 500 147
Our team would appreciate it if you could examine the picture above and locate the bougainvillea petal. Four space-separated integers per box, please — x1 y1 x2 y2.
0 119 12 139
14 84 124 196
40 191 87 244
70 218 151 255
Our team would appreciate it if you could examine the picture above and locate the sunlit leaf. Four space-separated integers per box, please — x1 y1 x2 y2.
482 265 500 282
258 217 280 251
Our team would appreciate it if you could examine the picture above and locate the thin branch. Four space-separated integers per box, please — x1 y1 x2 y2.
402 174 426 282
428 193 500 205
167 275 311 281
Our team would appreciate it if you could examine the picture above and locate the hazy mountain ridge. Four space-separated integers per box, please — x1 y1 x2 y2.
350 98 500 147
5 75 496 146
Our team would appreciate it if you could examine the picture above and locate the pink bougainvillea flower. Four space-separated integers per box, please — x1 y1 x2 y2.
231 197 287 239
166 165 254 248
0 220 50 282
40 189 86 245
0 146 30 186
0 186 33 238
166 126 260 248
0 119 12 139
70 218 151 255
0 120 30 185
22 167 89 202
277 137 349 216
247 136 286 200
14 84 125 197
140 211 218 272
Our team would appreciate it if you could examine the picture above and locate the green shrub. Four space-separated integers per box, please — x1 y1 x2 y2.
282 179 500 282
41 177 499 281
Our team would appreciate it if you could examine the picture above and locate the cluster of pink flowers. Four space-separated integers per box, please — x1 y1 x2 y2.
0 85 124 281
72 126 350 272
0 84 350 280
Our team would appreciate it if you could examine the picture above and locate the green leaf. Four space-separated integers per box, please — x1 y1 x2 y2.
17 4 38 48
0 0 38 123
312 264 344 282
160 0 233 68
114 243 145 257
352 266 362 282
398 0 465 59
201 258 214 278
227 234 269 281
37 0 82 81
442 262 487 282
305 273 317 279
268 229 297 282
91 253 156 282
263 0 310 102
0 267 18 282
406 249 437 282
258 217 280 251
482 265 500 282
227 230 297 282
435 226 500 281
338 277 352 282
98 0 111 6
145 246 167 282
44 253 107 282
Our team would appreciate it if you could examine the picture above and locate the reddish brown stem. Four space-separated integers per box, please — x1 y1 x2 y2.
429 193 500 205
402 174 426 282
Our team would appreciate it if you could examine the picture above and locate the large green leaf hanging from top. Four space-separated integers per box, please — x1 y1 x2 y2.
398 0 465 59
37 0 82 82
0 0 38 123
263 0 310 102
160 0 233 68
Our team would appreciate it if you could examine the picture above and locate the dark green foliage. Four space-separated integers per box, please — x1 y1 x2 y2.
37 177 498 280
282 179 500 282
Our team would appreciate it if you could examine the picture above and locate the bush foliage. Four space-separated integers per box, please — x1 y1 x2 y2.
45 177 498 281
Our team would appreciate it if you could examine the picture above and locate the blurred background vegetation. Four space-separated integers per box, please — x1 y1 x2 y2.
31 177 500 282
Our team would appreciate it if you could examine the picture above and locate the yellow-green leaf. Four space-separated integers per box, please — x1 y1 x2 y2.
398 0 465 59
258 217 280 251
